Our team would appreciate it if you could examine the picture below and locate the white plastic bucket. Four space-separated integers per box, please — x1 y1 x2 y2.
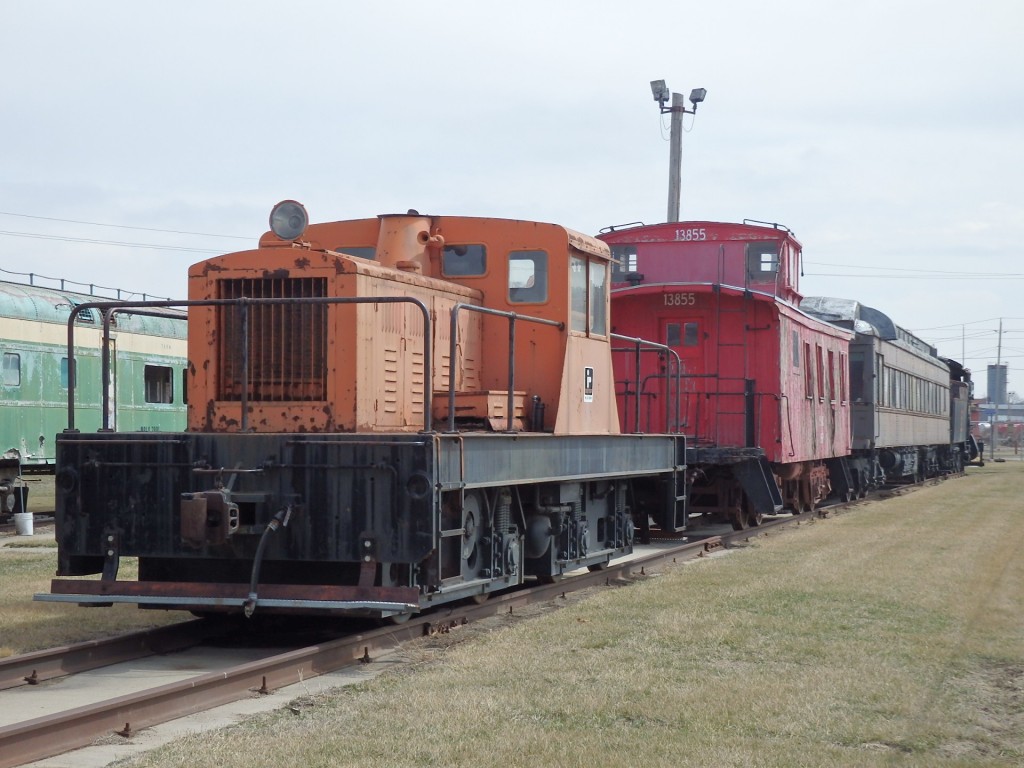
13 512 33 536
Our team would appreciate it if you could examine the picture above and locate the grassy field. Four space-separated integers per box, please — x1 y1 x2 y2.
3 462 1021 766
93 460 1021 768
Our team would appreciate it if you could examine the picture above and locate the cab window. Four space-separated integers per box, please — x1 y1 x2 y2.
443 244 487 276
508 250 547 303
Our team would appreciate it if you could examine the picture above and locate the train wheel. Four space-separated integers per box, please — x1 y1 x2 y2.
729 506 749 531
745 500 763 528
469 592 490 605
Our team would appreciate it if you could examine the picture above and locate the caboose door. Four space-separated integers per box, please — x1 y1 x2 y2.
662 315 707 437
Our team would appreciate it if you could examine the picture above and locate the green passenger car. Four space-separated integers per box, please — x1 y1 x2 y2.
0 279 187 478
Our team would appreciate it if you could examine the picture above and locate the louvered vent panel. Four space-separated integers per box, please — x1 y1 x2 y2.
217 277 327 402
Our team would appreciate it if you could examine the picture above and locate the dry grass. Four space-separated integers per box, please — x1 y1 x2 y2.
0 548 180 657
112 461 1024 768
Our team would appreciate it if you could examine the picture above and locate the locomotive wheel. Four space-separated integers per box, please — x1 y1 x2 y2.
469 592 490 605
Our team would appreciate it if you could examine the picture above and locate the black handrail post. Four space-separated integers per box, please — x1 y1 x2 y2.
100 310 112 430
506 314 517 433
447 304 462 434
240 300 250 433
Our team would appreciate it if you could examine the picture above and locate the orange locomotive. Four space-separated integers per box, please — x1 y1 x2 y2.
41 203 685 620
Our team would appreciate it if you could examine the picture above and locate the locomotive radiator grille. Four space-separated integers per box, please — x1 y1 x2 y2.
217 277 327 402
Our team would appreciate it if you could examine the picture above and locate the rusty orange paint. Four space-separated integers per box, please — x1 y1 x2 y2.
188 214 619 435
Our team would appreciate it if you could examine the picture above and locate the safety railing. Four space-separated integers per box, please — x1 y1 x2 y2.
65 296 431 433
446 304 564 434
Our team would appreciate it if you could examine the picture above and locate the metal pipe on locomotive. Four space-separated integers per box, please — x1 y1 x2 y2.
38 203 688 620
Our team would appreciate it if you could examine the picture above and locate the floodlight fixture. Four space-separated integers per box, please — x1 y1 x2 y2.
689 88 707 106
650 79 669 105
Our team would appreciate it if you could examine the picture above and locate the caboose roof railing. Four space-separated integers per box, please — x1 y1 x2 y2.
65 296 431 433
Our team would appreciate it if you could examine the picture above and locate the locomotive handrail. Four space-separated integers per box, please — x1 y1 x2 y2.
610 334 683 434
446 304 564 434
65 296 432 433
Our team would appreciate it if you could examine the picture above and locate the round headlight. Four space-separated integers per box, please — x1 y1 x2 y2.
269 200 309 241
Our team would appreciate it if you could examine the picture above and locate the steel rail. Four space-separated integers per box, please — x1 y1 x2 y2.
0 619 224 692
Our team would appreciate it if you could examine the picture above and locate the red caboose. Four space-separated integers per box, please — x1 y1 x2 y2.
600 220 853 528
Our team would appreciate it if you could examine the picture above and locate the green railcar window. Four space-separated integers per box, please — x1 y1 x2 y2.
145 365 174 404
2 353 20 386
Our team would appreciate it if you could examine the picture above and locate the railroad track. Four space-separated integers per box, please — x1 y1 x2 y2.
0 485 942 768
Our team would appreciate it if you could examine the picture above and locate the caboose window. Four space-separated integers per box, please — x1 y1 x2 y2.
683 322 698 346
803 343 813 398
442 244 487 276
746 242 779 277
2 353 20 386
144 365 174 404
611 244 637 277
792 331 800 368
508 250 548 304
827 350 836 402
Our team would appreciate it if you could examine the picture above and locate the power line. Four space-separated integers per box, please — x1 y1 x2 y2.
0 211 248 240
0 230 222 254
805 260 1024 278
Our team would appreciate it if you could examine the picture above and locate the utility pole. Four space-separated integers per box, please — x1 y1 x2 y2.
650 81 707 223
993 318 1003 460
667 92 684 223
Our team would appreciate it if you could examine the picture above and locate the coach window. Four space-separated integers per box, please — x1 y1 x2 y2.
849 350 864 401
508 250 548 304
840 353 847 402
145 365 174 404
181 368 188 405
792 331 800 368
2 353 20 386
442 244 486 276
876 354 885 406
60 357 73 389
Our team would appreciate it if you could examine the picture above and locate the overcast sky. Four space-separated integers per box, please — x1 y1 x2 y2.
3 1 1021 397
